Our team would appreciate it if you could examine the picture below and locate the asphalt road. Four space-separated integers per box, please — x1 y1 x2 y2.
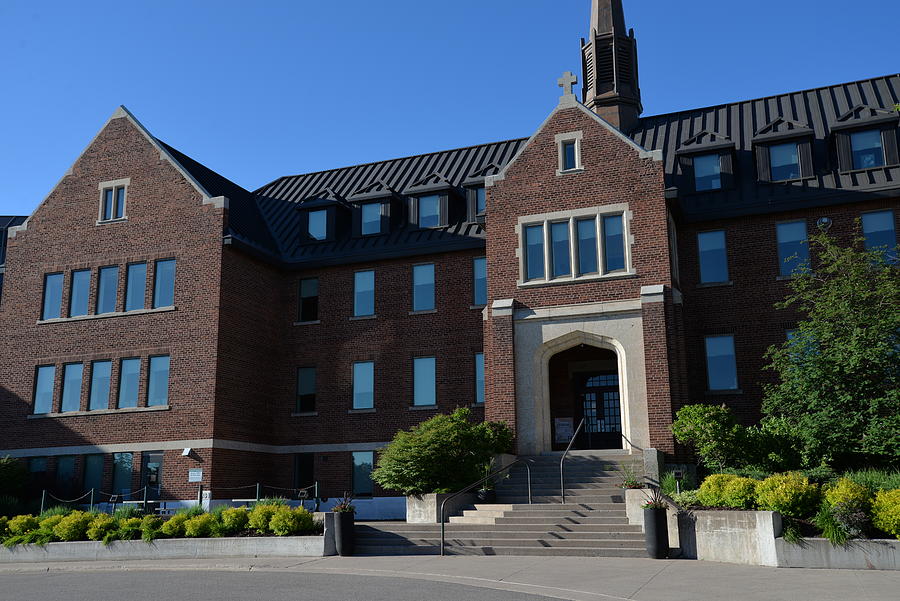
0 570 557 601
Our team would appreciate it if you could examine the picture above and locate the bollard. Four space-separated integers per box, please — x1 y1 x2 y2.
40 490 46 514
255 482 261 503
197 484 203 507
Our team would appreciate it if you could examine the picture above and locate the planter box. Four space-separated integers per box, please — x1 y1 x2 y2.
624 488 682 555
406 493 476 524
775 537 900 570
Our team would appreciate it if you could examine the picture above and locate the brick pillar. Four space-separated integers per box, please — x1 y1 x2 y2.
640 285 676 454
484 299 517 447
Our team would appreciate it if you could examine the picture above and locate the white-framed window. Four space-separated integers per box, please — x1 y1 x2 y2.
98 178 130 223
555 131 583 174
413 356 436 406
352 361 374 409
517 205 632 286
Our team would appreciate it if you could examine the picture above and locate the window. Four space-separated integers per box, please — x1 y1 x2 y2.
55 456 77 496
576 218 599 275
60 363 83 412
82 455 104 494
693 154 721 191
562 141 577 171
697 230 729 283
413 356 436 406
33 365 56 414
353 270 375 317
474 353 485 405
352 451 374 496
704 335 738 391
352 361 374 409
41 273 63 320
850 129 885 170
89 360 112 411
112 452 133 496
472 257 487 306
862 210 896 256
361 203 381 235
69 270 91 317
412 264 435 311
152 259 176 309
298 278 319 322
556 133 583 173
296 367 316 413
776 221 809 276
125 263 146 311
308 209 327 241
475 187 486 215
524 224 545 280
769 142 801 181
118 358 140 409
96 266 119 314
550 221 571 278
417 195 440 228
141 451 164 500
294 453 315 489
602 215 626 273
100 186 126 221
29 457 48 473
147 355 170 407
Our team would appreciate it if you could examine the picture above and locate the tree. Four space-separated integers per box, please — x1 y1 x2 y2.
762 228 900 468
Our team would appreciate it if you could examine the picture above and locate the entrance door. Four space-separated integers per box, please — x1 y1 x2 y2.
576 373 622 449
140 451 164 500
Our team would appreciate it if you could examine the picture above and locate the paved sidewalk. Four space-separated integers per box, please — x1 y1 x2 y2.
0 555 897 601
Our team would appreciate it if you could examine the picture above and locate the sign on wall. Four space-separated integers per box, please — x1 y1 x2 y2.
188 468 203 483
555 418 575 443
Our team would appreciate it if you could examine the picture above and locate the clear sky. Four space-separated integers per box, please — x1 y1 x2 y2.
2 0 898 216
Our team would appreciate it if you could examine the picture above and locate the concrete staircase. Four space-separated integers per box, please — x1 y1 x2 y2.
356 450 646 556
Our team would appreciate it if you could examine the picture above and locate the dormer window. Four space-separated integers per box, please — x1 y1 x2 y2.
361 202 381 235
308 209 327 241
693 154 722 191
417 195 440 228
769 142 801 181
850 130 885 170
98 178 130 223
555 131 583 174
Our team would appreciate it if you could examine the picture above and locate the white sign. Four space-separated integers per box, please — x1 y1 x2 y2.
188 468 203 483
555 418 575 443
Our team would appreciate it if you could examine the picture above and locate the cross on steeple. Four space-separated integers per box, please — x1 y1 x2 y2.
557 71 578 97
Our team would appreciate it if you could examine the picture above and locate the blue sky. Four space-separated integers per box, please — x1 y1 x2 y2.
2 0 898 216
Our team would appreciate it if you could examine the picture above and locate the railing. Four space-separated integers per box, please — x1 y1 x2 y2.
559 417 585 504
439 458 533 557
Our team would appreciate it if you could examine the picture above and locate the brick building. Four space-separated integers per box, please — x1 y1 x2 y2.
1 1 898 518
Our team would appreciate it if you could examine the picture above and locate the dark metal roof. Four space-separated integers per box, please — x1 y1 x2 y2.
0 216 26 266
630 74 900 221
252 138 527 265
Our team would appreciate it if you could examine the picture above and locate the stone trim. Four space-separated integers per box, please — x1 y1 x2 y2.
37 306 176 325
640 285 665 303
514 298 641 321
97 178 131 191
555 130 584 175
27 405 170 420
491 298 514 317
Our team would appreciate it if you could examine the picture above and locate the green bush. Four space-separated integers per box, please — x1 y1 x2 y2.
660 470 697 496
800 466 837 485
824 478 872 510
86 514 118 542
140 515 164 542
671 489 699 508
38 506 72 520
53 511 94 542
871 489 900 540
672 405 748 471
0 494 21 518
722 477 759 509
252 498 288 507
0 516 8 538
8 515 39 536
248 504 278 534
696 474 739 507
113 506 144 520
160 513 190 537
268 506 315 536
717 467 771 481
0 456 27 498
117 517 142 540
184 514 216 538
372 408 513 495
38 514 65 537
756 473 820 518
217 507 249 536
843 469 900 493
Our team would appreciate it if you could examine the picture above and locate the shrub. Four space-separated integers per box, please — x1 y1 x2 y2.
217 507 249 536
717 467 771 481
248 504 278 534
824 478 872 510
38 514 65 538
696 474 739 507
160 513 190 537
722 477 758 509
53 511 94 542
756 473 820 518
117 517 142 540
113 506 144 520
660 470 696 496
0 516 8 538
372 408 513 495
86 514 118 542
672 405 747 471
670 489 700 508
8 515 39 536
268 507 302 536
38 506 72 520
0 456 27 498
252 498 287 507
0 495 21 518
801 466 837 485
184 514 216 538
871 489 900 540
140 515 164 542
176 505 205 518
843 469 900 493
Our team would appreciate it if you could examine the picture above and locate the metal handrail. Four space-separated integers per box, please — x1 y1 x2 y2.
439 458 533 556
559 417 585 504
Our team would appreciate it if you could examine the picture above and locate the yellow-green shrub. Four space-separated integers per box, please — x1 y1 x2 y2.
140 515 163 542
722 477 758 509
117 517 142 540
824 478 872 510
86 515 117 542
160 513 190 537
53 511 94 541
184 514 216 538
268 506 314 536
0 516 8 538
871 489 900 540
39 514 65 535
755 472 820 518
219 507 248 536
248 504 278 534
8 515 38 536
697 474 739 507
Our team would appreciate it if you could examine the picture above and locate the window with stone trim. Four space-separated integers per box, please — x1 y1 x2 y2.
99 182 127 222
556 131 583 173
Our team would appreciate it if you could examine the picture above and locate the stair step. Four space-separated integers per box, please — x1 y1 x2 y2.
354 545 648 558
496 496 625 504
358 537 645 549
492 516 628 525
357 523 642 534
357 530 643 541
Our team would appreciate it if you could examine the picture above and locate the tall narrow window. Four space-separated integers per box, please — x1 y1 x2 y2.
60 363 83 413
298 278 319 322
697 230 729 283
776 221 809 276
562 140 577 171
524 224 545 280
112 452 133 495
352 451 374 496
602 215 626 273
352 361 374 409
118 358 140 409
82 454 104 494
296 367 316 413
694 154 721 191
412 264 435 312
141 451 164 500
147 355 170 407
308 209 327 241
55 456 77 496
862 211 896 256
41 273 63 320
294 453 315 489
850 129 885 170
101 186 126 221
69 270 91 317
33 365 56 414
550 221 571 278
353 270 375 317
96 266 119 314
417 195 440 228
361 203 381 235
125 263 147 311
705 335 738 391
89 360 112 411
576 218 599 275
413 356 436 406
475 187 486 215
769 142 801 181
474 353 485 405
472 257 487 306
152 259 176 309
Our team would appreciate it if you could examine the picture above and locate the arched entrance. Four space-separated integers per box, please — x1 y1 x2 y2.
548 344 622 450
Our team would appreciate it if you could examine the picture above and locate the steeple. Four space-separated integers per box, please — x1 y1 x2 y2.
581 0 642 132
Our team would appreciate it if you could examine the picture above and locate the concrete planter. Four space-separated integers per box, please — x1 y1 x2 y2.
624 488 682 556
406 493 477 524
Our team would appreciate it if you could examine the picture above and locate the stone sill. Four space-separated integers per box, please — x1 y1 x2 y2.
408 405 438 411
696 281 734 289
292 320 321 326
348 315 376 321
28 405 171 419
705 389 744 396
348 408 376 414
95 218 129 226
469 305 486 311
556 168 585 176
408 309 437 315
517 272 637 289
291 411 318 417
37 306 176 325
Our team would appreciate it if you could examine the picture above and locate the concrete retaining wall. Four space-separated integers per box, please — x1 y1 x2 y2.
690 510 782 566
406 493 476 524
775 538 900 570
